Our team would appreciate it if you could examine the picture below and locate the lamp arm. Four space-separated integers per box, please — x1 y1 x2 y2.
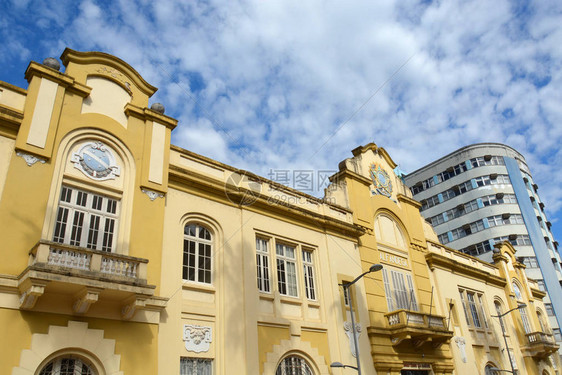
342 271 371 287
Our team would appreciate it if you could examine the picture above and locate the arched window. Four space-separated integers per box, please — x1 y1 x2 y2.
183 224 212 284
484 364 499 375
512 282 523 300
512 281 532 333
39 356 96 375
537 310 551 334
375 213 418 313
276 355 313 375
495 301 506 333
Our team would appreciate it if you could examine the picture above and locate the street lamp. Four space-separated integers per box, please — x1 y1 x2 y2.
335 264 383 374
491 303 527 374
330 362 358 371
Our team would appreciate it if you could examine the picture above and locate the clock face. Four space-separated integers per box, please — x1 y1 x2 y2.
72 141 120 180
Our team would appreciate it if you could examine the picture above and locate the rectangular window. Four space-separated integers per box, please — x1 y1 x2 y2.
180 357 212 375
256 238 271 293
519 307 532 334
460 289 488 329
343 284 350 306
276 243 298 297
53 186 119 251
302 250 316 300
382 268 418 312
546 304 555 316
467 293 482 327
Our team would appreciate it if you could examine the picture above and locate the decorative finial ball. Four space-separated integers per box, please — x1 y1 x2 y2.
151 103 165 114
43 58 60 71
493 248 500 254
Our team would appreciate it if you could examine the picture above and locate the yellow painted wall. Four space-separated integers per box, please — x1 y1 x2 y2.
0 309 158 374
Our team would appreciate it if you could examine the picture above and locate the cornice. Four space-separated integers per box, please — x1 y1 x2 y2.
124 103 178 129
425 252 506 288
168 165 364 239
0 105 23 138
351 142 398 169
397 193 422 209
25 62 91 97
530 287 547 299
0 80 27 95
329 168 372 187
61 48 157 97
170 146 352 215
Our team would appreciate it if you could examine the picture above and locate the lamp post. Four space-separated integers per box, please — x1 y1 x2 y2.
491 303 527 374
332 263 383 374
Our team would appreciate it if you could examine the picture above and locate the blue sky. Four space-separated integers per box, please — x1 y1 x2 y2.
2 0 562 245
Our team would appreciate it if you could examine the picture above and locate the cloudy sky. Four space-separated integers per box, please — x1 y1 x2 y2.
2 0 562 242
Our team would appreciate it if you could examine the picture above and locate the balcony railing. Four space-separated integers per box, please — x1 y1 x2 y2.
523 331 559 358
383 309 453 347
527 331 555 344
30 240 147 282
18 240 156 317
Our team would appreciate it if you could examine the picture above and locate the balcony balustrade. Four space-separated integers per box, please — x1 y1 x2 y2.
523 331 559 358
382 309 453 347
17 240 162 319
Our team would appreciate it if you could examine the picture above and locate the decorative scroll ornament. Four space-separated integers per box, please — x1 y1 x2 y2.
454 336 467 363
96 67 132 92
16 151 46 167
369 163 392 197
141 188 164 201
343 321 362 358
71 141 120 181
183 324 212 353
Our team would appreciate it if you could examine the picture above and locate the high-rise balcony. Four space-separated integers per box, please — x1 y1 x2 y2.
522 331 559 358
381 309 453 348
17 240 165 319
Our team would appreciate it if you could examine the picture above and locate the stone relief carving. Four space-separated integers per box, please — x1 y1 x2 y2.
141 188 164 201
183 324 212 353
16 151 46 167
454 336 467 363
343 321 362 358
71 141 120 181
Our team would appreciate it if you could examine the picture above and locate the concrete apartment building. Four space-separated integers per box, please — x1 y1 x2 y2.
404 143 562 356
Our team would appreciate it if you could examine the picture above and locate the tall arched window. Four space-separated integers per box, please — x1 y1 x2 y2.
276 355 313 375
512 281 532 333
495 301 506 333
39 356 96 375
485 364 499 375
375 214 418 312
183 224 212 284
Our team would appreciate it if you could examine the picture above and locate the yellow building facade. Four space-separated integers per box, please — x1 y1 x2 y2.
0 50 558 375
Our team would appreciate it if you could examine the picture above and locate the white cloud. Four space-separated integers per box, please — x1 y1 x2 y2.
2 0 562 241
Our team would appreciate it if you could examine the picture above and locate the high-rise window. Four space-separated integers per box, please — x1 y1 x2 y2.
53 186 119 252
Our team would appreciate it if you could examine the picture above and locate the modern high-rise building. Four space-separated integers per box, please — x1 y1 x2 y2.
404 143 562 353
